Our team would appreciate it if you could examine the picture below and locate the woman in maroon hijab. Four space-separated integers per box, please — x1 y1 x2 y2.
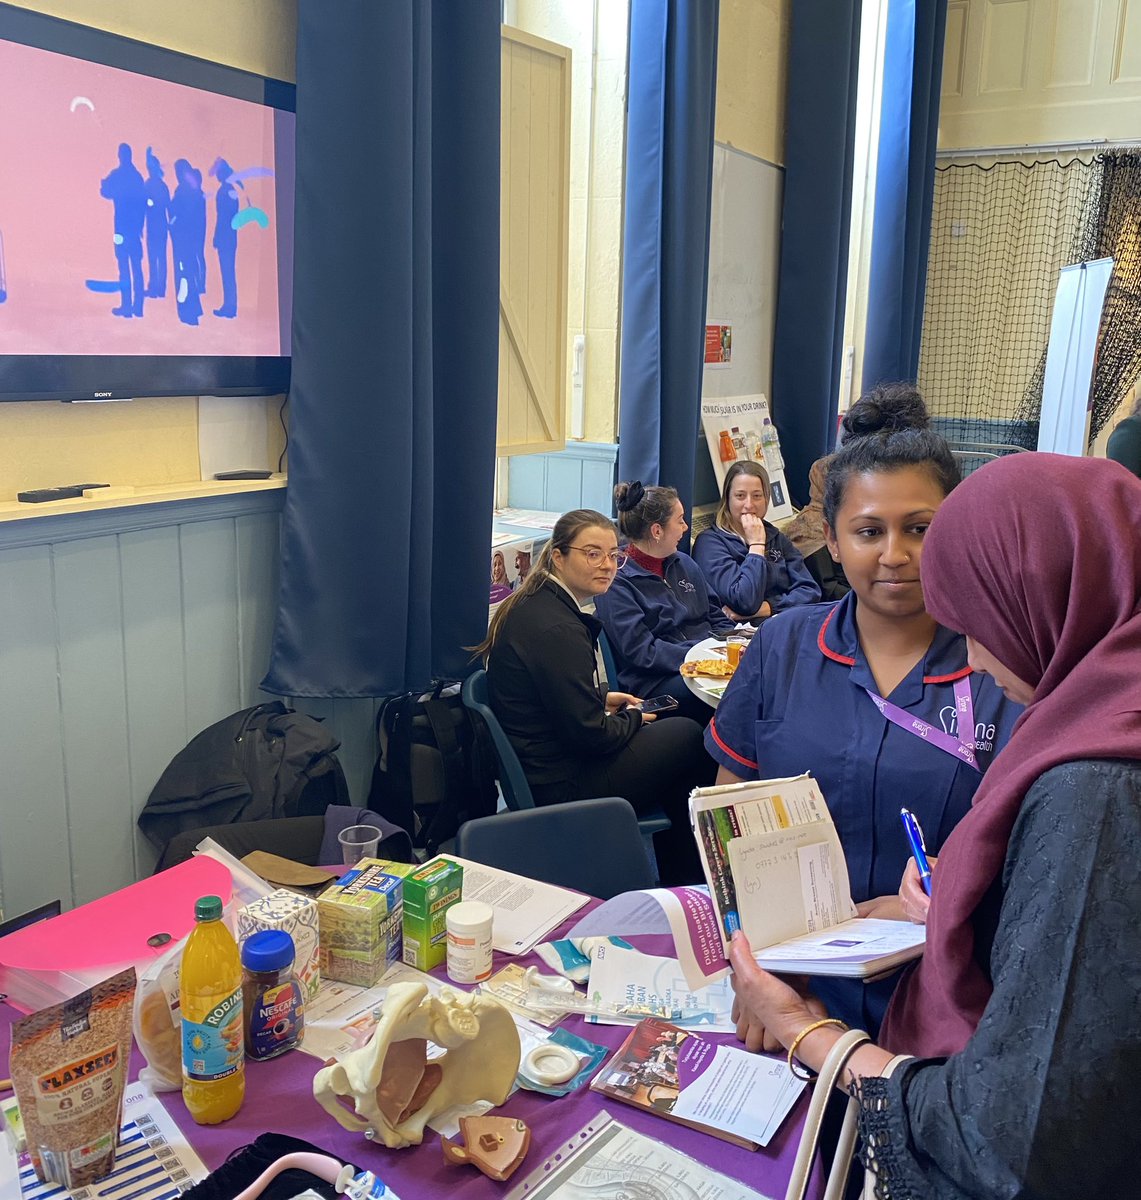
728 453 1141 1199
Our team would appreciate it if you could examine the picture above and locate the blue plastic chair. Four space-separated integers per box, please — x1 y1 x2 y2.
456 797 656 899
598 628 620 690
460 669 671 841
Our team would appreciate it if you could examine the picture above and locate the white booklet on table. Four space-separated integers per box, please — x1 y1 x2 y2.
690 774 925 978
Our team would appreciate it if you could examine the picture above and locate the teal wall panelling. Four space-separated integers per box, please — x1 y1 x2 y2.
120 527 191 881
507 441 619 514
0 490 401 918
0 545 71 912
53 535 135 907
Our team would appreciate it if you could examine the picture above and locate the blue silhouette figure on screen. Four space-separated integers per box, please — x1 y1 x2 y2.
170 157 206 326
210 157 239 318
143 147 171 299
100 143 146 318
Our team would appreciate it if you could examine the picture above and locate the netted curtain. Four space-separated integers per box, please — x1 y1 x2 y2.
920 151 1141 449
1066 152 1141 442
918 155 1098 448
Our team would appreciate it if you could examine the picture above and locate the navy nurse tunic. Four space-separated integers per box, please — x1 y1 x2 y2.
705 592 1022 1031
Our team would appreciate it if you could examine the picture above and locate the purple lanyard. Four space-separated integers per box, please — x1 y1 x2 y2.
864 676 979 772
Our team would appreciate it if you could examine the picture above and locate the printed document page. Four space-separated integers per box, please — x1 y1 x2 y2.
754 917 925 975
669 1040 804 1147
441 855 588 953
506 1114 774 1200
727 828 852 947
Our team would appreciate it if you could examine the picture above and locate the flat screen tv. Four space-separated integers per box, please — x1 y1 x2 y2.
0 4 294 401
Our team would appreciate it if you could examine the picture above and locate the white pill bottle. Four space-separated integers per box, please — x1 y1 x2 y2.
445 900 494 984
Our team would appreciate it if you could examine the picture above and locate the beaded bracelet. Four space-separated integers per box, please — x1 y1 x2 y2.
787 1017 849 1082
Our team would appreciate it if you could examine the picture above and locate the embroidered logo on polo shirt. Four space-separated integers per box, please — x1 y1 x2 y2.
677 579 696 593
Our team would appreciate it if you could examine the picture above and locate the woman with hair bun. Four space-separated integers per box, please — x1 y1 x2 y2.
693 460 820 621
474 508 711 884
593 482 736 722
728 453 1141 1199
707 385 1022 1036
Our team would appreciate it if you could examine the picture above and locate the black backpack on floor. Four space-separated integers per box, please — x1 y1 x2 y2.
366 681 498 855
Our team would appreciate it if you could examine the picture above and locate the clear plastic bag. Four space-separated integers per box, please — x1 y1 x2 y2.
133 837 274 1090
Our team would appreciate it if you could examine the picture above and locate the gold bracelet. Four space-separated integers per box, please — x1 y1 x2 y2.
787 1017 848 1082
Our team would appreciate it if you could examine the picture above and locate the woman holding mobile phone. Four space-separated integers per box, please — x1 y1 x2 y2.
473 509 713 884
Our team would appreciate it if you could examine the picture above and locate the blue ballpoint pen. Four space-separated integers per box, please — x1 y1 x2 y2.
900 808 933 896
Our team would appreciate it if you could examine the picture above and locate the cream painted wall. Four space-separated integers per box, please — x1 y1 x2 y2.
939 0 1141 149
5 0 295 80
0 1 295 500
715 0 790 167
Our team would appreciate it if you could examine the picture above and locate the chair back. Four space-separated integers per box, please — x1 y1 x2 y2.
455 797 656 899
461 669 535 810
598 628 620 689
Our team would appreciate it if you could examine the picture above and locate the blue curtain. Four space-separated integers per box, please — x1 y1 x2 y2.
262 0 500 697
618 0 719 516
770 0 862 504
862 0 948 389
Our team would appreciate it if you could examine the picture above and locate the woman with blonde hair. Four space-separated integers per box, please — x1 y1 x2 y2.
693 460 820 621
474 508 712 884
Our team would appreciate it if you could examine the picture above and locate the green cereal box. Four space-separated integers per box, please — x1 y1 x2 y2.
317 859 404 986
237 888 321 1000
399 857 464 971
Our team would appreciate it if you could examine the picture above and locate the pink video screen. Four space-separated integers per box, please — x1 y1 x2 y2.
0 37 293 357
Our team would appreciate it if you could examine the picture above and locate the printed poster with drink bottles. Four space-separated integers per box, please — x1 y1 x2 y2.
700 394 795 522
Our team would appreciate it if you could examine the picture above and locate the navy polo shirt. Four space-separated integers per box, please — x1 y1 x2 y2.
705 592 1022 905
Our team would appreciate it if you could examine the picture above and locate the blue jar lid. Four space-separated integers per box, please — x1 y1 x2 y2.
241 929 295 973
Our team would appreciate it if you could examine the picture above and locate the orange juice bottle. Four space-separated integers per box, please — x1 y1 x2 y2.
180 895 245 1124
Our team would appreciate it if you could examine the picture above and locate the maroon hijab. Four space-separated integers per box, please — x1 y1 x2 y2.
880 453 1141 1056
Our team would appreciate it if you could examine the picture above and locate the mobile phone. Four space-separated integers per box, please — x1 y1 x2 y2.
633 695 680 715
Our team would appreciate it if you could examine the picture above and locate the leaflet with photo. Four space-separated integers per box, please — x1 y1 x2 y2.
589 1018 804 1149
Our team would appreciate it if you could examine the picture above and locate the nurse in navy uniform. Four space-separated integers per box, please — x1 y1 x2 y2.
706 386 1022 1036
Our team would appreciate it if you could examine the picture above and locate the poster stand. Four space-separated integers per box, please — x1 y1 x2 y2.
1037 257 1113 456
699 394 795 522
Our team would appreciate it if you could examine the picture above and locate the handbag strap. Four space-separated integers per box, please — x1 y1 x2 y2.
784 1028 872 1200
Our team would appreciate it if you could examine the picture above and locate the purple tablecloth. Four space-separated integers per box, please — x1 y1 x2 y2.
2 912 823 1199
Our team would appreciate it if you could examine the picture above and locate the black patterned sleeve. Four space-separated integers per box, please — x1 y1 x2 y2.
848 760 1141 1200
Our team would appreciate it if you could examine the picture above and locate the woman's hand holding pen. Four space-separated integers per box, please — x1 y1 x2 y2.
899 855 937 924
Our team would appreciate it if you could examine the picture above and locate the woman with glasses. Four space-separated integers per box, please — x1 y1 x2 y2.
473 508 713 884
593 482 737 722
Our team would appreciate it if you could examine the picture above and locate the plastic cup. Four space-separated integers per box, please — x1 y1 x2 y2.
338 824 381 866
726 635 748 670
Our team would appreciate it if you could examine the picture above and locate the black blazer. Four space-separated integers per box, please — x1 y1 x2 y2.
487 579 642 787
